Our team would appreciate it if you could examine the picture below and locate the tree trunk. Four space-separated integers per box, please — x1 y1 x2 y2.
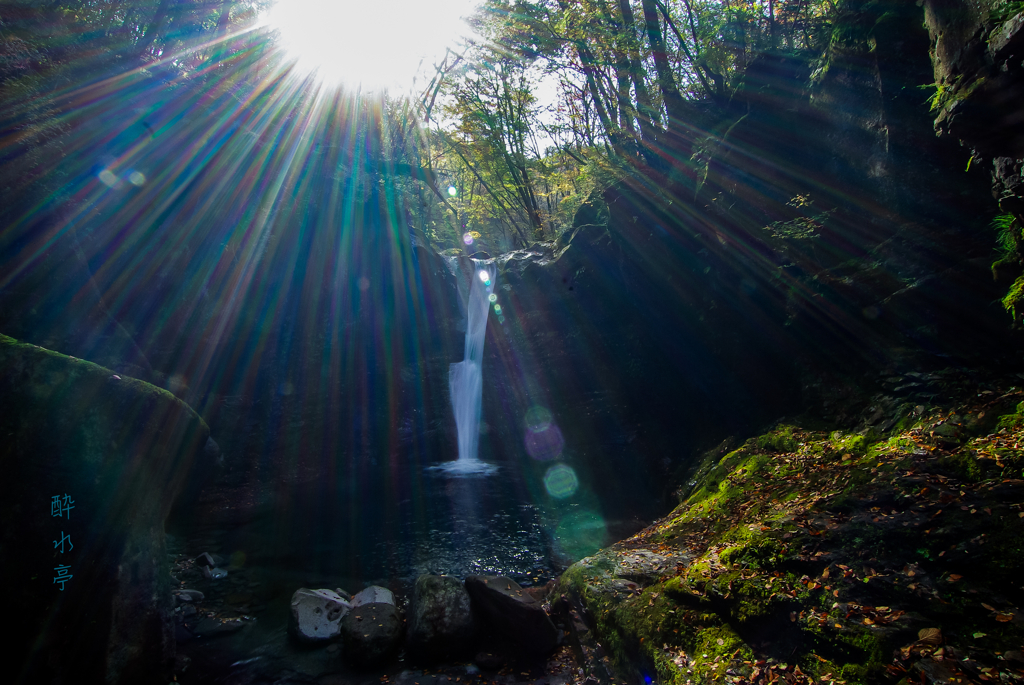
640 0 688 125
134 0 173 61
618 0 661 152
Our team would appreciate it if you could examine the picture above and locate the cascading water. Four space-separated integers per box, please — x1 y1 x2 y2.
433 259 497 476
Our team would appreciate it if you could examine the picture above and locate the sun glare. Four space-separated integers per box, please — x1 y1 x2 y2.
265 0 481 92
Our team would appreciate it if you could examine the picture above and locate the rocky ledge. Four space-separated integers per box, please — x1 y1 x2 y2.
556 372 1024 685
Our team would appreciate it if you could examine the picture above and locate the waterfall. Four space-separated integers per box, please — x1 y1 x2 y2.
435 259 497 476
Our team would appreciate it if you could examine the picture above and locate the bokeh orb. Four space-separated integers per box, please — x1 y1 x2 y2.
525 422 563 460
544 463 578 498
463 232 474 245
525 405 553 432
98 169 118 187
554 509 607 559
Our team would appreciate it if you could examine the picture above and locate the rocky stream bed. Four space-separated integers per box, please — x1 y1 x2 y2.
162 370 1024 685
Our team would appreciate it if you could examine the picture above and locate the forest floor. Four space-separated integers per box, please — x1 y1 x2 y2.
554 370 1024 685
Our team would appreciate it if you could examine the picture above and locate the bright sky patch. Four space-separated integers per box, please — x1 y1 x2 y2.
264 0 480 92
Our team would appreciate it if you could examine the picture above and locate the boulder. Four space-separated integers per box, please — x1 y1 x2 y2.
464 575 559 658
340 602 404 666
350 585 395 607
0 334 209 684
288 588 350 644
173 589 204 605
406 574 476 661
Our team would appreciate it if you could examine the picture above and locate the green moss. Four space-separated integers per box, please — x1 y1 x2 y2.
755 425 800 452
719 536 786 571
997 401 1024 430
830 431 870 455
562 399 1024 685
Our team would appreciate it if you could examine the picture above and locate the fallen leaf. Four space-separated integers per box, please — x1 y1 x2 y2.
982 603 996 611
948 574 962 582
995 613 1014 622
918 628 943 644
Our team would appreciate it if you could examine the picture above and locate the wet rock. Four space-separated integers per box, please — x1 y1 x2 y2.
288 588 351 644
406 574 476 661
189 617 247 638
195 551 226 567
464 575 559 659
201 565 228 579
913 657 957 684
174 589 205 605
203 436 222 464
351 585 395 607
474 650 506 670
341 602 404 665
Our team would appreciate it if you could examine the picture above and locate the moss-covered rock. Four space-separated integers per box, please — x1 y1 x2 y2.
558 378 1024 685
0 334 209 684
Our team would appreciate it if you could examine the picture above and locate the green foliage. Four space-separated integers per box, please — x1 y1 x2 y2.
994 212 1020 254
991 1 1024 25
987 213 1024 324
1001 270 1024 325
763 195 835 241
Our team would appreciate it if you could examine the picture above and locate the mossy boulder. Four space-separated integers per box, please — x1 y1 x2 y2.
0 334 209 684
558 381 1024 685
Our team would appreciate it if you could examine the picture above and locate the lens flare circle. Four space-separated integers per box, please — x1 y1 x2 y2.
525 405 552 432
554 509 606 558
543 464 578 498
525 422 563 461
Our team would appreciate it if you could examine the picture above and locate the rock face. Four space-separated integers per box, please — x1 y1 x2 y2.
921 0 1024 322
0 334 209 684
406 574 476 661
464 575 559 659
923 0 1024 158
340 601 404 666
288 588 351 644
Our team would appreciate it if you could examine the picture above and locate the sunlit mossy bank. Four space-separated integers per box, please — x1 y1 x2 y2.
556 374 1024 685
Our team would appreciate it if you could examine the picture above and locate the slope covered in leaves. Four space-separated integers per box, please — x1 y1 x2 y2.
557 375 1024 685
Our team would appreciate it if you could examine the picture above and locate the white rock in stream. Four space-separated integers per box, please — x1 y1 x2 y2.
289 588 351 643
350 585 395 607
